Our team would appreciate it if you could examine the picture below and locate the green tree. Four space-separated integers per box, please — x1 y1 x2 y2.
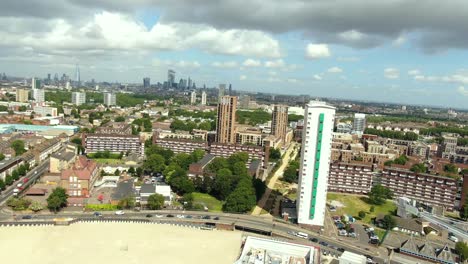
11 140 26 156
11 170 19 181
182 193 194 209
368 184 393 205
252 178 266 201
114 169 121 176
147 193 165 210
46 187 68 213
358 211 366 218
136 167 143 177
114 116 125 122
7 197 32 210
269 148 281 161
0 179 5 191
444 164 458 174
198 121 212 131
455 242 468 262
370 206 375 213
118 195 136 209
0 153 5 161
213 169 234 200
460 195 468 221
17 165 26 176
29 201 44 212
191 149 205 163
410 163 427 173
128 166 135 176
228 152 249 165
223 178 256 213
5 175 13 185
381 215 397 230
206 157 229 173
143 154 167 173
171 153 193 170
231 161 249 177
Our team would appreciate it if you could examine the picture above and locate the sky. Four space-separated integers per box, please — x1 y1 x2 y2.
1 0 468 108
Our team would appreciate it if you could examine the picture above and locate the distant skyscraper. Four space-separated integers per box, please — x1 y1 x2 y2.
31 77 41 89
47 73 51 81
271 105 289 142
143 77 150 89
240 94 250 109
16 89 29 102
352 113 366 135
75 64 80 85
190 91 197 105
32 88 45 103
188 77 192 89
168 69 175 88
71 92 86 106
228 84 232 96
104 92 117 106
218 84 226 102
216 96 237 144
297 101 335 227
201 91 207 106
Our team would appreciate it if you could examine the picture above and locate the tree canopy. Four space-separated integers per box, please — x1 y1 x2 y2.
147 193 165 210
368 184 393 205
47 187 68 212
11 140 26 156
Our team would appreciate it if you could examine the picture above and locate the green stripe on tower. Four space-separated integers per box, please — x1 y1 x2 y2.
309 113 324 219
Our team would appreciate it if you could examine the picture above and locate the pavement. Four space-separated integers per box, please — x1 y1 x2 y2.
251 142 298 215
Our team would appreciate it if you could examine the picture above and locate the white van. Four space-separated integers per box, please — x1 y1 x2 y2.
296 232 309 239
449 235 459 243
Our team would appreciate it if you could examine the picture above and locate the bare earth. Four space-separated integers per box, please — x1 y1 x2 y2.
0 223 242 264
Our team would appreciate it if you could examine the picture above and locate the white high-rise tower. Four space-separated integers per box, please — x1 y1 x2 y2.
296 101 335 227
201 91 207 105
190 91 197 104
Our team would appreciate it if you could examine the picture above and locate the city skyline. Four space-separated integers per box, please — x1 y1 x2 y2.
0 1 468 109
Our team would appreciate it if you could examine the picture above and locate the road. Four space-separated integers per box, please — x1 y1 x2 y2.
0 159 50 206
420 211 468 241
251 143 298 215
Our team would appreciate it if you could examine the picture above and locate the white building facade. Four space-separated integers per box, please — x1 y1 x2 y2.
71 92 86 106
190 91 197 104
297 101 335 226
33 106 58 117
201 91 207 105
104 92 116 106
32 88 45 103
352 113 366 135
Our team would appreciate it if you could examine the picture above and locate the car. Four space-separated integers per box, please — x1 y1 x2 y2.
166 214 174 218
288 231 297 236
22 215 33 219
23 178 29 183
93 212 102 217
34 171 37 174
202 215 211 219
17 183 23 188
366 258 374 264
337 248 345 252
115 210 125 215
146 214 153 218
310 238 319 243
176 215 185 219
155 214 164 218
185 215 193 219
448 235 459 243
213 216 220 220
322 251 328 256
319 241 328 247
13 188 19 193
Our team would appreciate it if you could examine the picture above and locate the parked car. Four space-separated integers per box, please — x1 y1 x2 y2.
176 215 185 219
146 214 153 218
17 183 23 188
310 238 319 243
337 247 345 252
23 178 29 183
115 210 125 215
213 216 220 220
166 214 174 218
93 212 102 217
448 235 459 243
22 215 33 219
319 241 328 247
202 215 211 219
338 230 348 236
288 231 297 236
155 214 164 218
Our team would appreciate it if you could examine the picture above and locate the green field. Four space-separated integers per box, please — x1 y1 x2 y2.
192 192 223 212
327 193 396 223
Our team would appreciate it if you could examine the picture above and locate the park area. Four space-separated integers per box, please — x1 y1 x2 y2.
192 192 224 212
327 193 397 223
0 222 242 264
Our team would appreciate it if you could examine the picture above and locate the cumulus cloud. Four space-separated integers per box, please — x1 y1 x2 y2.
408 69 421 76
313 74 322 80
240 75 247 80
243 59 262 67
327 67 343 73
413 69 468 85
264 59 285 68
0 11 281 59
305 44 331 59
152 59 201 68
384 68 400 79
457 86 468 96
212 61 238 68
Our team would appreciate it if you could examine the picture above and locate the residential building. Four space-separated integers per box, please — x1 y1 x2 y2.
409 142 430 159
32 88 45 103
381 168 458 210
103 92 116 106
153 137 207 154
352 113 366 135
50 149 77 173
201 91 207 105
236 128 264 146
33 106 58 117
188 154 216 177
32 137 62 163
60 156 99 198
31 77 41 89
439 133 458 158
139 183 173 206
96 122 132 135
297 101 335 227
190 91 196 104
16 89 29 102
216 96 237 144
0 157 23 181
209 143 265 166
336 122 352 133
271 104 288 142
240 94 250 109
71 92 86 106
83 134 144 156
328 162 374 194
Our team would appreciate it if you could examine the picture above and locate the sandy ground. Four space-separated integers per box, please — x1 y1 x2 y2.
0 222 242 264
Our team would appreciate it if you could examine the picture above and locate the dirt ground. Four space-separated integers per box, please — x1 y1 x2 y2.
0 222 243 264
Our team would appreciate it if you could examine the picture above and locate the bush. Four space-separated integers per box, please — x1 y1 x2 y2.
29 201 44 212
85 204 119 211
7 197 32 211
358 211 366 218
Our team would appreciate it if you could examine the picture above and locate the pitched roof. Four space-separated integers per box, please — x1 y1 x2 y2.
60 156 97 180
400 235 419 254
436 244 455 263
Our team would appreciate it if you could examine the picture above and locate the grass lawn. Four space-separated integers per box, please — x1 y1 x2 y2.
92 158 123 165
327 193 396 223
192 192 223 212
